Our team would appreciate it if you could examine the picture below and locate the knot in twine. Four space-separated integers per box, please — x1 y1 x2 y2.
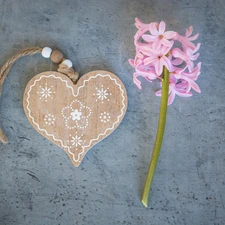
57 61 79 84
0 47 79 143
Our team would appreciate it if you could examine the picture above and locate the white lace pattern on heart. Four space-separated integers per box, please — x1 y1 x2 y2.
61 99 91 130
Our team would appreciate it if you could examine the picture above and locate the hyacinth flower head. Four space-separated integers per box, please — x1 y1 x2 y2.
129 18 201 207
129 18 201 105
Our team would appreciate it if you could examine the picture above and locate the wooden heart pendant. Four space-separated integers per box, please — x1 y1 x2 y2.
23 70 127 167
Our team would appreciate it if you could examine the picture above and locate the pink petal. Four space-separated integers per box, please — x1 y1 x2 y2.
191 53 200 61
129 59 135 67
136 50 144 59
149 22 158 35
186 63 201 79
145 77 153 82
133 73 142 89
175 91 193 97
155 90 162 96
193 43 201 53
155 59 163 75
134 18 149 32
182 40 195 51
197 62 202 71
185 26 193 37
188 61 194 71
175 34 196 50
152 40 161 50
168 91 175 105
188 33 199 41
139 46 156 56
158 21 166 35
164 31 177 39
140 49 153 56
172 48 189 61
190 80 201 93
142 34 157 42
134 18 143 29
172 58 183 66
159 42 173 55
161 56 172 71
134 33 139 45
161 38 173 47
144 57 157 65
145 71 158 80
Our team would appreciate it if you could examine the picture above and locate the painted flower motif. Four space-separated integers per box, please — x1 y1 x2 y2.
61 100 91 130
93 85 112 103
71 135 82 147
71 109 82 121
66 133 86 150
99 112 111 123
37 83 55 102
44 114 56 125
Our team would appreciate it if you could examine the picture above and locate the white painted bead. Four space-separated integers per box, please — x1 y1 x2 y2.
62 59 73 68
42 47 52 58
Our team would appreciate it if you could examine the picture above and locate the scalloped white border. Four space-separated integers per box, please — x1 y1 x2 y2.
26 73 126 163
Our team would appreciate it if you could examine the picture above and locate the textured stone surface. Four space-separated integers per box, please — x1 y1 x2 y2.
0 0 224 224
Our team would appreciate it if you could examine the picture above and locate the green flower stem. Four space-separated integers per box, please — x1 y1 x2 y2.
141 66 169 207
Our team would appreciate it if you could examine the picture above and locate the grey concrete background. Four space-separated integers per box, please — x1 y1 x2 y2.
0 0 224 224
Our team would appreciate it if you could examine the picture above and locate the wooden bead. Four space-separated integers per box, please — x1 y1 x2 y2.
50 50 64 64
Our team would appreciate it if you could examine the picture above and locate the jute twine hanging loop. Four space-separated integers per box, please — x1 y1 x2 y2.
0 47 79 143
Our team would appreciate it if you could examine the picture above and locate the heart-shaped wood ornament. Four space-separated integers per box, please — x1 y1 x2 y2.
23 70 127 167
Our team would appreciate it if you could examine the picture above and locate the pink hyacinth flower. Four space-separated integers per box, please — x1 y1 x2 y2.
129 19 202 208
155 76 193 105
141 44 173 75
173 62 202 93
129 53 158 89
172 43 200 71
174 25 199 51
142 21 177 50
129 18 201 105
